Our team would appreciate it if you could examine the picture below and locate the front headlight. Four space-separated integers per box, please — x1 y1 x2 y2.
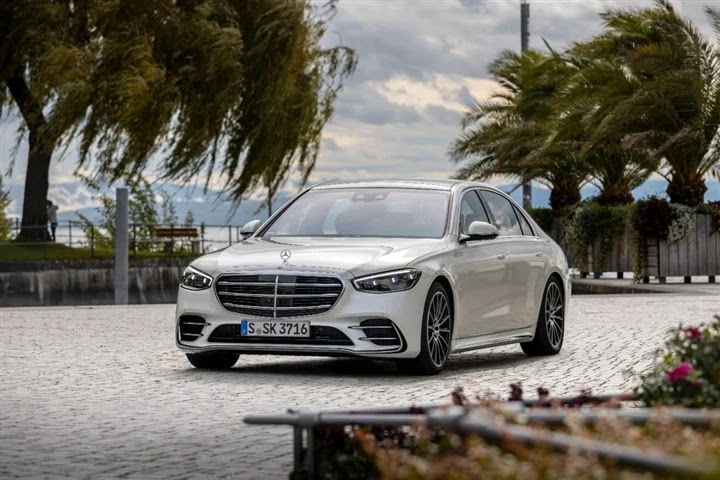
353 269 422 293
180 266 213 290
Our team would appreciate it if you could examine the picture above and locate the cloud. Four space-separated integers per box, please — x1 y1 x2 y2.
3 0 718 215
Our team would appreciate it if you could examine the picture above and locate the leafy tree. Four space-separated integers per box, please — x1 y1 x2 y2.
0 0 356 240
0 175 12 240
159 190 178 226
450 50 589 211
77 179 159 250
183 209 195 228
582 0 720 205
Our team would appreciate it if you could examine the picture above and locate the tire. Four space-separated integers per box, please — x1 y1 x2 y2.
186 352 240 370
397 282 453 375
521 276 565 356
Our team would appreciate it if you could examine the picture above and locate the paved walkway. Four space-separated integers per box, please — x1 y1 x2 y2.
572 275 720 295
1 294 718 479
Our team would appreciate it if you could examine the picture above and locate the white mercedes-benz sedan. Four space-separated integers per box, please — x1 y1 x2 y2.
176 179 570 374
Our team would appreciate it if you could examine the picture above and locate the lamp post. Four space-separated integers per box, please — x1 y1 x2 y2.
521 0 532 209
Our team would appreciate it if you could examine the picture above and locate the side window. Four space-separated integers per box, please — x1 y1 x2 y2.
478 191 522 236
459 190 490 235
513 205 534 236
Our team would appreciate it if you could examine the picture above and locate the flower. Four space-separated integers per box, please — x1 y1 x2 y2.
509 383 523 401
666 362 694 383
683 326 703 340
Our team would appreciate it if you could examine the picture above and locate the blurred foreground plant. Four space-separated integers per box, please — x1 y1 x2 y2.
635 316 720 408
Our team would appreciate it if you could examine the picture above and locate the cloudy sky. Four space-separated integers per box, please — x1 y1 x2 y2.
0 0 716 216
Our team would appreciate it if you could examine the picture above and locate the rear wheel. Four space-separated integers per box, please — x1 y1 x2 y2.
397 282 452 375
521 277 565 356
186 352 240 370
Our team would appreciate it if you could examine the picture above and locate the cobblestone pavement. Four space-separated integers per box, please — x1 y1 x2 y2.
1 294 718 479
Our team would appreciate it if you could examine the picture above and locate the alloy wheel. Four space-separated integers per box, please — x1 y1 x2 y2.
427 291 451 367
544 282 564 349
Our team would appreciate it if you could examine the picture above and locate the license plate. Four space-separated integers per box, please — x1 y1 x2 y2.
240 320 310 338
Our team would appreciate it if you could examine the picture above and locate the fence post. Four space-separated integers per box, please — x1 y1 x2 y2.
68 220 72 248
201 222 205 253
170 223 174 254
115 187 129 305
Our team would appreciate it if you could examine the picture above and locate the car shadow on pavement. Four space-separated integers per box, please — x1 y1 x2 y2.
175 349 537 378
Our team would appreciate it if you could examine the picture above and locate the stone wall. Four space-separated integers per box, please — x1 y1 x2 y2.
0 258 190 307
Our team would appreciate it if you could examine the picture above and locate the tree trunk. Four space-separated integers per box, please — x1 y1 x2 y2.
18 130 53 241
549 185 581 211
6 72 55 241
667 177 707 207
597 186 633 206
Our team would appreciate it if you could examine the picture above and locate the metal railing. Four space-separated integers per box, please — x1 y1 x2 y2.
0 219 251 258
245 391 720 479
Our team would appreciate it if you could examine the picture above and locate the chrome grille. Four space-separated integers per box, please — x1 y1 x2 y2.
215 274 343 318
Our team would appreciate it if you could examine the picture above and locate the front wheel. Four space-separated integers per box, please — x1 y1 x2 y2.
186 352 240 370
521 277 565 356
397 282 453 375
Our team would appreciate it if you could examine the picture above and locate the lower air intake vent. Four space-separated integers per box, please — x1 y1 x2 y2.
207 324 353 346
358 318 402 347
178 315 209 342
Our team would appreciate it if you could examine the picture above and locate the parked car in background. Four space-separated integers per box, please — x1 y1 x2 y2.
176 179 570 374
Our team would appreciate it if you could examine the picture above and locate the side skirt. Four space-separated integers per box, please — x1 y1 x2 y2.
451 331 534 354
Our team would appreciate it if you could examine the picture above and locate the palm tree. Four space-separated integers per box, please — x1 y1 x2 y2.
547 49 659 205
582 0 720 206
450 50 588 211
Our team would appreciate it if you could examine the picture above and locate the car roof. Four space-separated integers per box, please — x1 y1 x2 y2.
310 178 493 192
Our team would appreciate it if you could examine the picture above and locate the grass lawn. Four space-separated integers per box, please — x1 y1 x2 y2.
0 243 197 262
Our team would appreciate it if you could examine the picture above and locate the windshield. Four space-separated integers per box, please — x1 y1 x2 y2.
262 188 450 238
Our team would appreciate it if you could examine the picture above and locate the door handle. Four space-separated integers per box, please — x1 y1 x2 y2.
497 253 507 260
535 251 543 257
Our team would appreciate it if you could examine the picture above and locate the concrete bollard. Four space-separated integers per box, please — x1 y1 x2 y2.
114 187 129 305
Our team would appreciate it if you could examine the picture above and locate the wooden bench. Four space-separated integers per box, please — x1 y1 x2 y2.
155 227 199 238
154 227 200 253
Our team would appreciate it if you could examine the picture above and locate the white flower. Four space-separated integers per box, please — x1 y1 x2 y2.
667 204 695 243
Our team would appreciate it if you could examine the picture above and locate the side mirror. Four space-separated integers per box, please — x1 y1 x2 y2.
240 219 262 239
460 221 499 243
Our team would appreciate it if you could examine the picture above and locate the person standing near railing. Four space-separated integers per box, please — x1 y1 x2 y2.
47 200 58 242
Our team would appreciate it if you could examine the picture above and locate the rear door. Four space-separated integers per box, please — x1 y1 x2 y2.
478 190 545 331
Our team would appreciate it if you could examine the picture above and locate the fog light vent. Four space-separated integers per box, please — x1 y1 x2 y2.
358 318 402 347
179 315 209 342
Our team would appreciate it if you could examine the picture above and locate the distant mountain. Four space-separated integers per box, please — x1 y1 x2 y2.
4 178 292 226
502 179 720 208
5 177 719 225
60 187 293 226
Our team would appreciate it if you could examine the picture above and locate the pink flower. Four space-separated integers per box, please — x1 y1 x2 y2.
666 362 694 383
683 326 703 340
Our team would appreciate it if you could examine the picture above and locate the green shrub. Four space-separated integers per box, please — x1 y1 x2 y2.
0 175 12 241
526 208 558 234
631 196 673 240
563 201 630 271
635 316 720 408
697 201 720 234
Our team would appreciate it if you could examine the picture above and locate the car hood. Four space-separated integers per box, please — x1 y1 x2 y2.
192 236 449 277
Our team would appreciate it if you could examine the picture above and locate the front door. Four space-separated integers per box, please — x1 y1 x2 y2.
451 190 511 338
479 190 544 331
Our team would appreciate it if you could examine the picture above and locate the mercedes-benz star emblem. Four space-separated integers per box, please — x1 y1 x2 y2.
280 249 291 263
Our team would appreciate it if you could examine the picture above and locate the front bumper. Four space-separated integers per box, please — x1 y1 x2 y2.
175 267 429 359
